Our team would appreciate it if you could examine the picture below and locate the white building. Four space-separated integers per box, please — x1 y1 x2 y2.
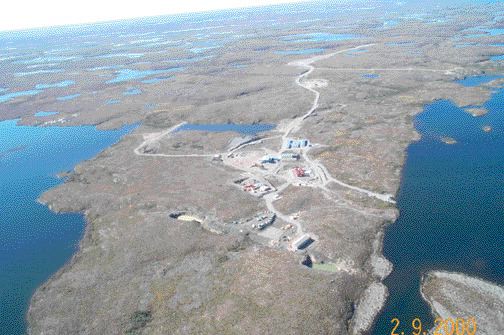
281 151 301 161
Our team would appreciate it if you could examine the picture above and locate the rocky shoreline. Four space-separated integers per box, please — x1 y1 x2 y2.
21 2 504 334
421 271 504 335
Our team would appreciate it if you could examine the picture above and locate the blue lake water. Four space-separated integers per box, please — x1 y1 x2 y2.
465 28 504 39
275 48 325 55
491 54 504 61
34 111 59 117
106 99 121 105
383 19 399 27
190 46 219 54
106 67 183 84
370 81 504 335
129 37 162 44
454 42 480 48
231 64 248 69
0 82 76 104
362 73 380 79
13 56 77 65
35 80 74 90
175 123 276 135
484 28 504 35
282 32 358 43
98 53 144 59
123 87 142 96
0 120 136 335
0 90 41 103
456 74 503 87
14 69 64 77
189 40 220 54
464 33 488 39
168 55 214 64
26 63 61 69
140 40 180 48
87 65 123 71
144 103 157 110
57 94 81 101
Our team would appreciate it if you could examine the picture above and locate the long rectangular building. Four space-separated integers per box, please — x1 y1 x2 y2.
291 234 315 251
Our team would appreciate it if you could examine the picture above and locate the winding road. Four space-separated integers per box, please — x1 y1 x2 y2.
283 44 376 142
286 43 396 204
133 44 397 238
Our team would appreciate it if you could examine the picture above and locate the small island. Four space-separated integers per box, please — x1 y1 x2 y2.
441 137 457 145
466 107 488 117
421 271 504 335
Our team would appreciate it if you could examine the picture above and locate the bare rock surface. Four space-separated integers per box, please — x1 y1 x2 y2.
421 271 504 335
22 1 504 334
350 282 388 335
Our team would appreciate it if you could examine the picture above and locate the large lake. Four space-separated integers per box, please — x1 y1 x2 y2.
370 81 504 334
0 120 135 335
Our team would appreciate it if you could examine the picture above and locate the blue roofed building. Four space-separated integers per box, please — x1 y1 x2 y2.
285 138 310 149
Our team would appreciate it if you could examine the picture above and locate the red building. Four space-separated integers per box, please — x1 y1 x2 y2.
292 167 305 177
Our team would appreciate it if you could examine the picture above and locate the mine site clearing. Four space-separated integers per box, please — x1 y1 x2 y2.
134 43 399 268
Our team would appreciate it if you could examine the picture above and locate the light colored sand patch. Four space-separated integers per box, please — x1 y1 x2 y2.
441 137 457 145
177 215 202 223
224 150 268 171
258 226 283 241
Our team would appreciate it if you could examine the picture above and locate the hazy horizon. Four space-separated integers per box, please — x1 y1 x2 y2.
0 0 311 33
